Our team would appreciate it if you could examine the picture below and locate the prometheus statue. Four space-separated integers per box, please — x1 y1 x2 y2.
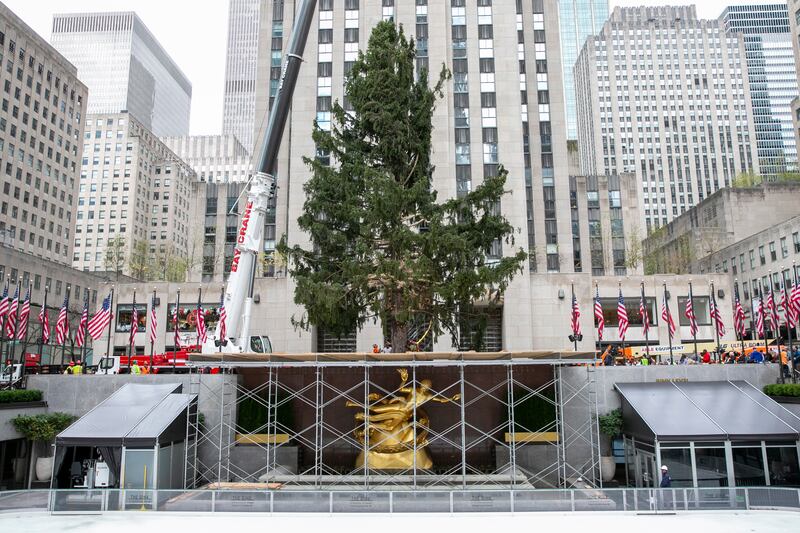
346 369 461 470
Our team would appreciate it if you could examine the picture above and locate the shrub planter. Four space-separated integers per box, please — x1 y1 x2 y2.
768 395 800 404
0 401 47 410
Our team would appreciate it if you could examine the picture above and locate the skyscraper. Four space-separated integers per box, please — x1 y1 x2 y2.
720 4 799 178
576 6 759 232
222 0 262 154
51 12 192 137
558 0 608 141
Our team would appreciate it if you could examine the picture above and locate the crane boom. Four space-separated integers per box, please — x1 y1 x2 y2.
203 0 318 353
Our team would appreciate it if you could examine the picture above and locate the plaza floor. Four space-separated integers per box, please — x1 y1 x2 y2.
0 510 797 533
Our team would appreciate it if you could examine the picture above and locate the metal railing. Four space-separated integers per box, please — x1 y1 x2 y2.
0 487 799 514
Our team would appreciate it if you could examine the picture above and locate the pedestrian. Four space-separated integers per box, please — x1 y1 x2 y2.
602 347 614 367
660 465 672 488
701 349 711 364
372 343 380 354
679 354 688 365
780 348 789 378
131 360 141 375
749 348 764 364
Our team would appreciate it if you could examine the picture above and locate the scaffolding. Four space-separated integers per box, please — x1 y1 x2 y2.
183 351 600 490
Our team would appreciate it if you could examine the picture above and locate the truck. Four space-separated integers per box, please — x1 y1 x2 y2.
198 0 317 356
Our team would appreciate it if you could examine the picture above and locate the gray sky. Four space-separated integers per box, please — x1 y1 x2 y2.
0 0 769 136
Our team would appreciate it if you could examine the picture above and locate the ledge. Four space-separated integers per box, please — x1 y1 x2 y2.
768 396 800 404
235 433 290 445
504 431 559 443
0 401 47 410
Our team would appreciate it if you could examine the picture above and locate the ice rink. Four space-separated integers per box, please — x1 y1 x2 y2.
0 511 798 533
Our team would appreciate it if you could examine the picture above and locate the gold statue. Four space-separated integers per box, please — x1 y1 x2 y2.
346 369 460 470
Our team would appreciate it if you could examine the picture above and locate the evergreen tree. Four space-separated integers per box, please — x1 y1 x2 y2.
278 22 526 351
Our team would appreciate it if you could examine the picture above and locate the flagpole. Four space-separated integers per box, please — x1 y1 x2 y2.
641 281 650 363
571 282 578 351
0 276 8 365
735 279 745 357
219 287 225 353
61 285 70 368
619 281 625 360
760 279 769 358
38 285 47 367
19 283 31 379
105 287 115 364
173 288 180 372
711 282 721 363
783 269 794 380
768 271 783 383
149 288 156 371
129 289 136 373
689 281 698 359
80 296 88 370
664 282 674 365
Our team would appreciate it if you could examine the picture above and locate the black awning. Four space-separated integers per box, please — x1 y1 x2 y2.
615 380 800 442
56 383 196 447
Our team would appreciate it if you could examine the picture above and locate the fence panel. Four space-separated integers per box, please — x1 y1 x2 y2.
331 491 391 513
747 487 800 510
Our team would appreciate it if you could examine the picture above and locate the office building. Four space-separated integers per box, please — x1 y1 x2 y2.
161 134 251 184
558 0 608 140
575 6 759 232
720 4 799 178
0 2 109 311
222 0 262 154
73 112 194 277
788 0 800 156
51 12 191 136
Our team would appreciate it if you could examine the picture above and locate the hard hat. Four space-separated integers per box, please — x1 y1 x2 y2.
661 465 668 471
69 361 75 366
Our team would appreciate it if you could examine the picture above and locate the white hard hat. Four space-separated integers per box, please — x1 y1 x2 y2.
661 465 668 470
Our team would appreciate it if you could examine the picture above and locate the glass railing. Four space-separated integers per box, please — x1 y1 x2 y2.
0 487 797 514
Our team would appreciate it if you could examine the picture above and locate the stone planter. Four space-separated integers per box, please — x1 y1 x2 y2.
600 456 616 482
35 456 53 482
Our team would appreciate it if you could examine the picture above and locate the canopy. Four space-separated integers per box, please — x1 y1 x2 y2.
56 383 196 447
615 380 800 442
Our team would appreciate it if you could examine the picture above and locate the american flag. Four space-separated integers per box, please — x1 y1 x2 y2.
149 295 158 345
172 306 182 350
87 294 112 340
639 290 650 337
39 302 50 344
685 293 698 338
790 277 800 325
710 292 725 338
0 281 8 325
661 297 676 339
74 299 89 348
218 296 227 341
5 284 19 338
755 299 765 339
766 291 779 332
196 304 207 344
733 292 746 338
16 285 31 341
594 287 604 341
129 305 138 349
781 282 795 329
55 294 69 345
617 289 629 341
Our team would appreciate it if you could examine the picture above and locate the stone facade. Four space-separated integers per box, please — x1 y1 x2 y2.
0 3 87 268
161 135 251 184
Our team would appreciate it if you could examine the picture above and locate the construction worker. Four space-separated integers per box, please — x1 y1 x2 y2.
72 360 83 375
131 360 141 375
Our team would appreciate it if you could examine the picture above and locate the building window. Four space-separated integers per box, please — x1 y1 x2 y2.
115 303 147 332
677 296 711 326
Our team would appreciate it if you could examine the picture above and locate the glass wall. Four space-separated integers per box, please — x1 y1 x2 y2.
731 443 766 486
659 444 694 487
694 443 728 487
765 442 800 486
123 448 155 489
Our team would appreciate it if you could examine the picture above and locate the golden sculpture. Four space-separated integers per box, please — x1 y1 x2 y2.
346 369 460 470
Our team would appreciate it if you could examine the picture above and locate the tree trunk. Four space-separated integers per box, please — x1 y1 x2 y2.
390 290 409 353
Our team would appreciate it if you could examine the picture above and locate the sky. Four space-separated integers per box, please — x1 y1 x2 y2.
0 0 768 136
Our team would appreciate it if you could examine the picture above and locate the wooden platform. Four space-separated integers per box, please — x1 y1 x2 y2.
189 350 597 367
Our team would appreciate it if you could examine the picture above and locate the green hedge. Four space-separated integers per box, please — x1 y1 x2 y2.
764 384 800 397
0 389 43 404
12 413 76 442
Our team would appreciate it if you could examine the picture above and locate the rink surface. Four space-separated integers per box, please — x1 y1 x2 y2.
0 510 798 533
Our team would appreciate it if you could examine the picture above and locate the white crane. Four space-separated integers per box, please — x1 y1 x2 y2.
201 0 318 354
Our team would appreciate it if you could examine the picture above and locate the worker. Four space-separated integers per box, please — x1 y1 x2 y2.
131 360 141 375
140 364 150 375
64 361 75 375
72 360 83 375
372 343 381 354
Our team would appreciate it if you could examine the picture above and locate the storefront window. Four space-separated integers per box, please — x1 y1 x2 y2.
694 446 728 487
766 444 800 486
166 304 221 332
659 447 694 487
731 445 766 486
115 304 146 332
